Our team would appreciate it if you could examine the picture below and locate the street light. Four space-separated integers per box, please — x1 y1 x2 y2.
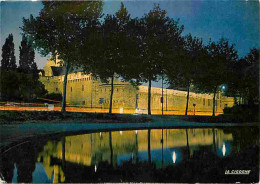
220 84 227 92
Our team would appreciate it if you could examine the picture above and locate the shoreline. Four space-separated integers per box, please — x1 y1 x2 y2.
1 119 258 154
1 110 258 154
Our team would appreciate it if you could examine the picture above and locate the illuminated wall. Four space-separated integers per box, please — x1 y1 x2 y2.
39 60 235 112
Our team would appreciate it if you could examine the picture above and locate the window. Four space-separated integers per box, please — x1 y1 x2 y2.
82 101 85 105
56 88 58 92
82 85 84 91
208 99 210 106
216 100 217 107
116 89 119 92
203 99 205 106
71 87 72 92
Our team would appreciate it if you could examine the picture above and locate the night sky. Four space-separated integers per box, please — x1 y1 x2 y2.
1 0 259 74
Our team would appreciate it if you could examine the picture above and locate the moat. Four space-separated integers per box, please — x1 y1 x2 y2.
1 126 259 183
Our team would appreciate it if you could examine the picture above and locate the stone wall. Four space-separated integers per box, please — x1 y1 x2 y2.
39 71 235 113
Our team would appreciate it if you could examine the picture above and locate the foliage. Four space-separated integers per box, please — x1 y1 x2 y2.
0 35 47 101
132 4 184 115
167 34 203 87
194 38 238 116
0 70 47 101
19 36 35 72
194 38 238 93
78 2 135 114
44 92 62 101
167 34 203 115
225 48 259 105
135 4 184 83
1 34 17 70
21 1 103 112
223 104 258 122
17 2 257 117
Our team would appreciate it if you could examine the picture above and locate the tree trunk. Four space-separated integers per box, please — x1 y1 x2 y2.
61 61 70 113
185 82 190 116
161 75 164 115
148 78 152 115
212 86 217 116
109 74 114 114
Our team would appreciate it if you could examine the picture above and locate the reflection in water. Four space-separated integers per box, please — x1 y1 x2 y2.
148 129 151 164
1 127 259 183
222 143 226 156
172 151 176 163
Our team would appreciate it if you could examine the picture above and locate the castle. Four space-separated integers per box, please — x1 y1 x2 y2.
36 128 233 182
39 56 234 114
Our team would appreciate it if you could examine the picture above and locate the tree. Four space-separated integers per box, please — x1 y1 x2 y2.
194 38 238 116
0 70 20 100
226 48 259 106
168 34 203 115
0 34 18 100
134 4 184 115
1 34 17 70
17 36 46 100
19 36 35 72
21 1 103 112
78 3 132 114
243 48 259 105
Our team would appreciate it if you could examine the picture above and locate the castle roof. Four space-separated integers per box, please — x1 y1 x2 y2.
49 66 83 76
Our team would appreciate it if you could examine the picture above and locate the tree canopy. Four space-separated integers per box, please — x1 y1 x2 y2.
21 1 103 112
1 34 17 70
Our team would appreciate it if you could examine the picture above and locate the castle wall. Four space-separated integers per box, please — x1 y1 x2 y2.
39 71 234 113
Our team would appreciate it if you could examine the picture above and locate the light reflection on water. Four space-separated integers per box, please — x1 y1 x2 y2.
1 127 258 183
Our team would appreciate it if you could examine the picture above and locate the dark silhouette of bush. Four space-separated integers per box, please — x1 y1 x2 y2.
223 104 259 122
44 93 62 101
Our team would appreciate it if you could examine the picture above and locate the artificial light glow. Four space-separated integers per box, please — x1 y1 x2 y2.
94 165 97 172
120 131 122 135
120 107 124 114
99 132 102 137
135 130 138 134
172 151 177 163
222 143 226 156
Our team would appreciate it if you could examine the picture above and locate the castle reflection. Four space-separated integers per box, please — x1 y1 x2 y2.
35 128 232 183
1 127 258 183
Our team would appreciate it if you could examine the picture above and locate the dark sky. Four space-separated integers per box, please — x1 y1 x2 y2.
1 0 259 76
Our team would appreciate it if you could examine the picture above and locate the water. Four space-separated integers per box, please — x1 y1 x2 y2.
1 127 259 183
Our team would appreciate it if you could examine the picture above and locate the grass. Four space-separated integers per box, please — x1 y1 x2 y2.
0 110 153 123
